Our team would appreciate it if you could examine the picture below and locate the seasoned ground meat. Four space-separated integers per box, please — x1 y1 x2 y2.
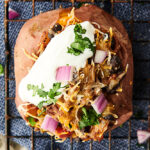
46 104 59 116
103 114 115 121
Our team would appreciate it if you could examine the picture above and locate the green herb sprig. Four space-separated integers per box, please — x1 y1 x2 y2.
79 107 100 129
27 82 62 109
27 116 36 127
67 24 95 56
27 83 48 98
0 64 4 76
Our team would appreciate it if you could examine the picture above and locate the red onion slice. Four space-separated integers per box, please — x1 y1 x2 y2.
137 130 150 144
91 94 108 114
8 8 19 20
56 66 74 81
41 115 58 133
94 50 107 64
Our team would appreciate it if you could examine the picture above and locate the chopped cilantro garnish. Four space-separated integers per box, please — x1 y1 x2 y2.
0 64 4 76
74 24 86 34
79 107 100 130
27 82 61 109
27 83 48 98
67 24 95 56
53 82 61 92
27 116 36 127
37 101 45 110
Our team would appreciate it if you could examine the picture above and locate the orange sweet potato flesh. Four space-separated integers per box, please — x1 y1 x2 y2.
14 5 133 130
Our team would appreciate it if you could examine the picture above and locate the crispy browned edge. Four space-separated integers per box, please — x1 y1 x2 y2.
14 5 133 129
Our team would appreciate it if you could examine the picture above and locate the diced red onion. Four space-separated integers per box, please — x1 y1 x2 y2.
91 94 108 114
94 50 107 64
8 8 19 20
137 130 150 144
41 115 58 133
56 66 74 81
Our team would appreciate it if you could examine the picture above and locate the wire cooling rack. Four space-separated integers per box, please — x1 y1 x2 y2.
3 0 150 150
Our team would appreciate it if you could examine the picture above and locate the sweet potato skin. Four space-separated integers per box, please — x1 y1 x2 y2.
14 5 133 129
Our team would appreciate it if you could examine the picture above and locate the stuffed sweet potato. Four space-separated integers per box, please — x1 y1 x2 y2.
14 5 133 141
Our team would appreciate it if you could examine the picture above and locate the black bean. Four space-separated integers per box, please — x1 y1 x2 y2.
52 23 62 32
103 115 115 121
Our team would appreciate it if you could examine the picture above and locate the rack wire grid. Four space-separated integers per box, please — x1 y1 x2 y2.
3 0 150 150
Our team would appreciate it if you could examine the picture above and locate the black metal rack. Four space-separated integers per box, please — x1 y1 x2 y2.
4 0 150 150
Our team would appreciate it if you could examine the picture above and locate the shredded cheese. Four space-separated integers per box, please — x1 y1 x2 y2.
22 48 37 61
37 44 44 54
31 53 39 59
109 27 113 48
116 87 123 92
19 8 121 142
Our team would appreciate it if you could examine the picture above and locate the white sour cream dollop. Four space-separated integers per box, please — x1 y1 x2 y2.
19 21 95 106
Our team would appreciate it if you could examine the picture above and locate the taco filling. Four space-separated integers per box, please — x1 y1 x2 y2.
17 8 128 142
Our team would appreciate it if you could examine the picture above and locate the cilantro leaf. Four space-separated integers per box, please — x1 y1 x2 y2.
27 84 47 98
67 47 81 56
27 84 32 90
37 99 57 109
82 107 87 116
0 64 4 76
67 24 95 56
79 107 100 129
37 101 45 109
53 82 61 92
47 98 57 104
37 89 48 98
55 92 61 96
27 117 36 126
71 42 85 52
27 82 61 109
74 24 86 34
48 89 55 99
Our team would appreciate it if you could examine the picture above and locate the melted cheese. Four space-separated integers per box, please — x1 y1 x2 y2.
19 21 95 106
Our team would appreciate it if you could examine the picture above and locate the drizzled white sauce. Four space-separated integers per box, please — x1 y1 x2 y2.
19 21 95 106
